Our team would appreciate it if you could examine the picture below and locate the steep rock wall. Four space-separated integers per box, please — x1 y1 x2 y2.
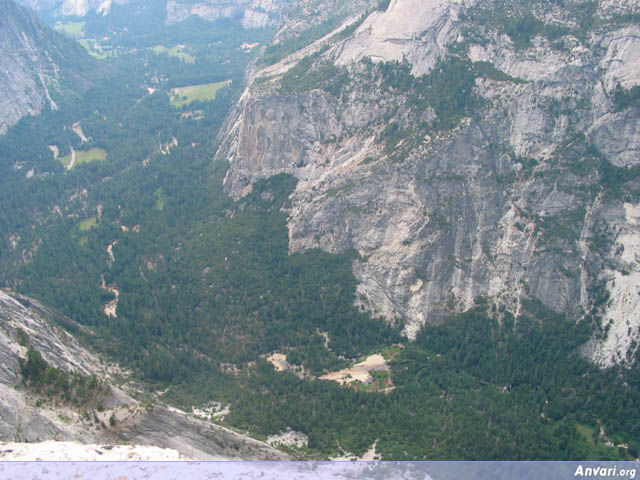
215 0 640 366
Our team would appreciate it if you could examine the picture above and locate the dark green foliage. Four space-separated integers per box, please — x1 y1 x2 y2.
377 0 391 11
462 0 596 49
261 17 344 66
226 305 640 460
416 302 591 392
20 347 105 405
473 61 526 84
280 56 348 95
15 328 29 347
87 171 400 384
613 84 640 111
378 56 484 134
504 13 545 49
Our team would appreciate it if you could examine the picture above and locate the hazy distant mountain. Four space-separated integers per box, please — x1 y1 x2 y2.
18 0 129 17
18 0 285 28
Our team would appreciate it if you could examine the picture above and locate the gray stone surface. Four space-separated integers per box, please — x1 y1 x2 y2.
215 0 640 365
0 290 288 459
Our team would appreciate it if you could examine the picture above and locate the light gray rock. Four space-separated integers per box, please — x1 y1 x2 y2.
590 108 640 167
166 0 283 28
121 406 289 460
215 0 640 365
18 0 130 17
0 0 95 134
0 289 289 459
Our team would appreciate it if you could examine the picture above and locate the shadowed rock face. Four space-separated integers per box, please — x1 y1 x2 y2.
0 290 288 459
0 0 54 133
215 0 640 365
0 0 95 134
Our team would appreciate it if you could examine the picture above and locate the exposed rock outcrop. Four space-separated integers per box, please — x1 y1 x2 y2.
166 0 283 28
215 0 640 366
18 0 129 17
20 0 284 27
0 0 95 133
0 290 288 459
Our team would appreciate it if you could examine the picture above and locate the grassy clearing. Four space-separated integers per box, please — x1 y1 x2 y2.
154 187 167 211
380 344 404 361
152 45 195 64
170 80 231 107
60 148 107 169
55 21 85 38
77 217 97 232
577 423 596 446
354 370 394 393
78 39 113 60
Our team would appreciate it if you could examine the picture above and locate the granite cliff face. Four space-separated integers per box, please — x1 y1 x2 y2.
0 289 287 459
166 0 284 28
18 0 128 16
215 0 640 366
0 0 94 134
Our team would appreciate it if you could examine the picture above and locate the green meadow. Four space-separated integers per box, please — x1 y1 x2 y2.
152 45 196 64
60 148 107 169
170 80 231 107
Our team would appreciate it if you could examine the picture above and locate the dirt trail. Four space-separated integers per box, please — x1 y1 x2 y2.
67 146 76 170
100 274 119 318
48 145 59 161
72 122 88 143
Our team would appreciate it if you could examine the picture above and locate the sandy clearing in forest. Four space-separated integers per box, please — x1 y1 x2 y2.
331 440 378 461
320 354 389 385
101 274 119 318
267 353 289 371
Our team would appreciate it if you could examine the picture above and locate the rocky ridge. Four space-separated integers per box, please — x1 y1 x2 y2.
19 0 285 28
21 0 127 16
166 0 283 28
215 0 640 366
0 289 288 459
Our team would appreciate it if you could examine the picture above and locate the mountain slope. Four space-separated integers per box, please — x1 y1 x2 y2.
0 289 288 459
215 0 640 367
0 0 96 133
